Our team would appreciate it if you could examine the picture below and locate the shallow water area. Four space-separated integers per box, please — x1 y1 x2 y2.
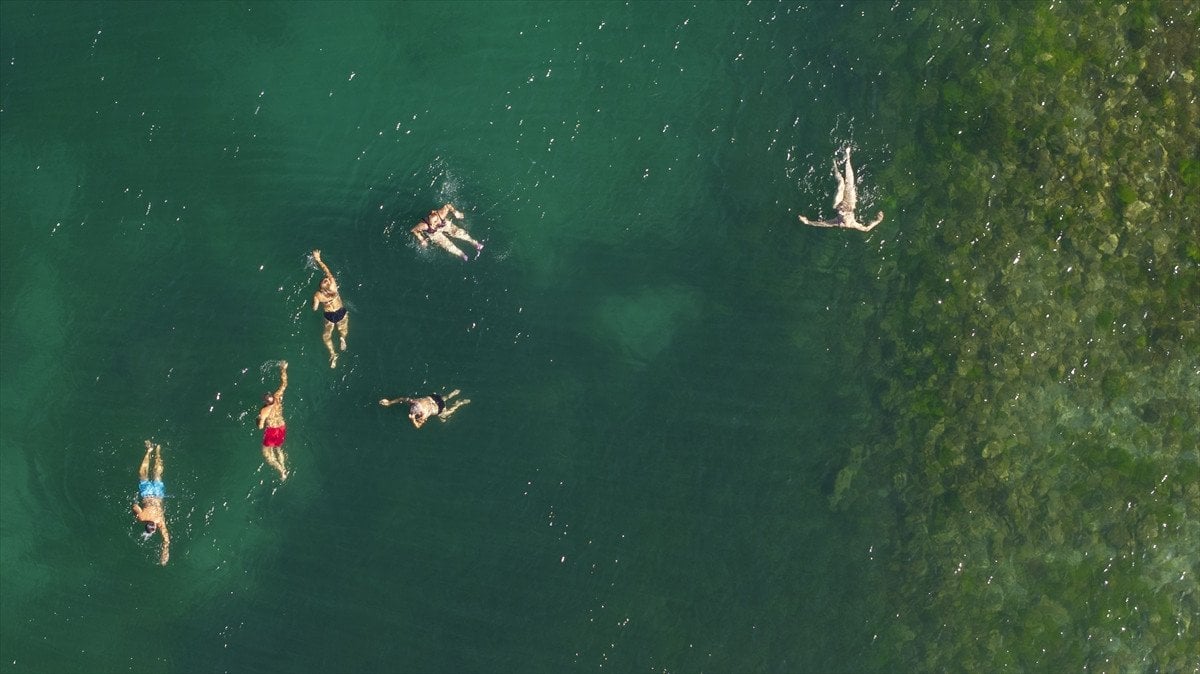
2 1 1197 673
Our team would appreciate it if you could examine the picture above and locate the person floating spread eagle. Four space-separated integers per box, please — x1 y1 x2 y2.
797 146 885 232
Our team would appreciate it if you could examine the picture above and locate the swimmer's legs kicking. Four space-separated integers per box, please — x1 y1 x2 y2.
430 231 470 261
445 225 484 258
439 389 471 420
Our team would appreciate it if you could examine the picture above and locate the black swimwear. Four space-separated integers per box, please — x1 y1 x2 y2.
430 393 445 413
324 307 347 324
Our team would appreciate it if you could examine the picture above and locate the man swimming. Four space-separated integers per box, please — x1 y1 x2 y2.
257 360 289 481
411 203 484 261
379 389 470 428
133 440 170 565
310 250 348 368
797 146 885 232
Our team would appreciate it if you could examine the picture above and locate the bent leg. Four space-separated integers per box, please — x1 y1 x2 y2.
322 322 338 367
337 315 349 351
446 225 483 255
430 232 468 261
275 447 288 481
440 398 471 420
262 446 286 480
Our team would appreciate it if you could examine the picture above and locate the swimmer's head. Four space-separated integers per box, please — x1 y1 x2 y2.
264 393 276 405
320 277 334 291
144 521 157 535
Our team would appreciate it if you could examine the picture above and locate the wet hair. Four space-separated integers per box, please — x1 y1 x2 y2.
264 393 275 404
145 521 157 534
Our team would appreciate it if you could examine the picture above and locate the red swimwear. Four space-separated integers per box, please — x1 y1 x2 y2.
263 425 286 447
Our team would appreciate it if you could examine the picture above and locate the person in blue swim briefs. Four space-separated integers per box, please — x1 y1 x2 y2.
133 440 170 565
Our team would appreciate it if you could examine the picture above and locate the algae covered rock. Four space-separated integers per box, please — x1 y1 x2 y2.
827 0 1200 670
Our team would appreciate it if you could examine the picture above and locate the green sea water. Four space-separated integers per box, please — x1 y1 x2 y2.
1 2 1196 673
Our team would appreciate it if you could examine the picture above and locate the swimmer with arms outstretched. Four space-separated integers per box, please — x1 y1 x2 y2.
797 146 885 232
257 360 289 481
379 389 470 428
311 250 348 368
411 203 484 261
133 440 170 565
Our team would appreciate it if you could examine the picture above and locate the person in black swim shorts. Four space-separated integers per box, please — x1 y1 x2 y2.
310 249 349 368
379 389 470 428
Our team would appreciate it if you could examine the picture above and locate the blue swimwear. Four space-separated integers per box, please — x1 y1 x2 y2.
138 479 166 499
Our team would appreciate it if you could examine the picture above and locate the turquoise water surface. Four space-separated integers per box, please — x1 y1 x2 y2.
2 2 1196 672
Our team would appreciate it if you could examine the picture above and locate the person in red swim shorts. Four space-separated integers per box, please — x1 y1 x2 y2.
257 360 289 481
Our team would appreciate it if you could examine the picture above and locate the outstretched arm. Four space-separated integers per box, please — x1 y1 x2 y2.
275 361 289 398
857 211 885 231
798 214 844 228
411 223 430 247
380 396 412 407
159 521 170 565
311 250 335 280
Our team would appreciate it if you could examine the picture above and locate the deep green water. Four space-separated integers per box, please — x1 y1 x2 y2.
1 2 1196 673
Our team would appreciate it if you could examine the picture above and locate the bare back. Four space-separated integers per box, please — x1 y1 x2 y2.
411 396 440 418
259 400 285 428
134 498 164 524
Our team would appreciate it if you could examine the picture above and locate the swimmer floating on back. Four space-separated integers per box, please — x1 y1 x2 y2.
380 389 470 428
133 440 170 565
311 250 348 368
797 146 885 232
411 203 483 261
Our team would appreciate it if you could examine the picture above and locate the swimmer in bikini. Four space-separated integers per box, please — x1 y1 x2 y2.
257 360 289 481
379 389 470 429
310 250 348 368
133 440 170 565
411 203 484 261
797 146 885 232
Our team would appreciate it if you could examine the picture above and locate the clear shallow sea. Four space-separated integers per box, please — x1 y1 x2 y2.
1 2 1196 673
